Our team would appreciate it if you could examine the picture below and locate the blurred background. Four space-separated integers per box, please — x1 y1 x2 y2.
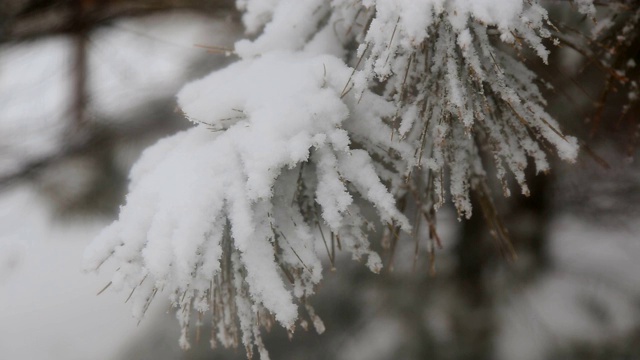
1 1 639 359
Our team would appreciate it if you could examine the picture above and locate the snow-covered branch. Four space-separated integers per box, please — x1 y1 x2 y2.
84 1 599 358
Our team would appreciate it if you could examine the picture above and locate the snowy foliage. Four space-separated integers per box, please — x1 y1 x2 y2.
85 0 586 357
85 52 410 355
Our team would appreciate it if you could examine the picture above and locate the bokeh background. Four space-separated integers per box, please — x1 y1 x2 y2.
1 1 639 359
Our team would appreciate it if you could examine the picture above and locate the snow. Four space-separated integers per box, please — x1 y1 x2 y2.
85 51 410 352
235 0 330 58
456 0 524 30
2 1 639 358
74 1 605 357
338 0 578 216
